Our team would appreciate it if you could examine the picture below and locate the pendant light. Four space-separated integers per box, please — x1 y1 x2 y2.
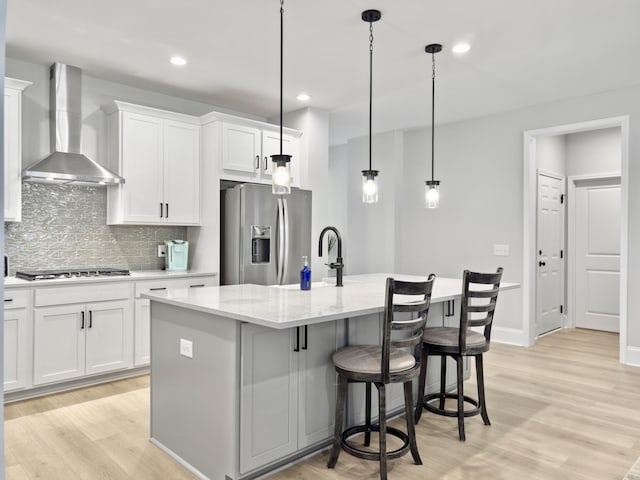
271 0 292 195
424 43 442 208
361 9 381 204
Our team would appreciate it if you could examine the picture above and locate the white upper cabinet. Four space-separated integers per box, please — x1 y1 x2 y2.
4 77 32 222
221 123 261 174
261 128 300 181
105 101 200 225
215 116 302 187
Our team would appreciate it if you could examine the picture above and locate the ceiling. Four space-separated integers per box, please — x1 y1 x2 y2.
7 0 640 145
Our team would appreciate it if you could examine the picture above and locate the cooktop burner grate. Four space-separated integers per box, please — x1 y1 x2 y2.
16 268 131 281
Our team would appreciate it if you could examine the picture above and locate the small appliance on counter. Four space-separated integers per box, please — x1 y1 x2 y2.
165 240 188 272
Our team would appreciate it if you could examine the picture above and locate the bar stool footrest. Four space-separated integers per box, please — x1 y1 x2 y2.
341 424 410 461
422 392 481 418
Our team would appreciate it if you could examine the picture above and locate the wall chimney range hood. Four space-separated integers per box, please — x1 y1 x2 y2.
22 63 125 186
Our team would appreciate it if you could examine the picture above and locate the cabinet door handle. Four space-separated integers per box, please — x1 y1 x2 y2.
4 298 13 303
165 203 169 219
263 156 268 172
189 284 205 288
81 311 85 329
150 287 167 291
302 325 308 350
294 326 300 352
160 202 164 218
255 155 260 170
89 310 93 329
539 261 546 267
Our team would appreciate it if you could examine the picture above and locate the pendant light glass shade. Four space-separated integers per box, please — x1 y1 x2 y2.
271 154 291 194
272 0 291 195
362 169 379 203
425 180 440 209
424 43 442 209
361 9 381 204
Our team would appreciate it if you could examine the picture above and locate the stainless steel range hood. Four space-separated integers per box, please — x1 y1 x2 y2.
22 63 125 186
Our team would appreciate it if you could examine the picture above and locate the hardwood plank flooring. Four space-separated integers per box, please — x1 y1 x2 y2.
5 328 640 479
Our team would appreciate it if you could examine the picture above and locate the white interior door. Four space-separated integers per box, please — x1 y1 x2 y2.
574 180 621 332
536 173 564 336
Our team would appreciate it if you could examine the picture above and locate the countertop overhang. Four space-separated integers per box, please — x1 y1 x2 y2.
142 273 519 329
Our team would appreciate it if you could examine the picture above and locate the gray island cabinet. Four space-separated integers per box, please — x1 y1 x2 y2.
144 274 518 480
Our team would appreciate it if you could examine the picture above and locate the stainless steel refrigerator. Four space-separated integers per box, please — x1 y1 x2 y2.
220 182 312 286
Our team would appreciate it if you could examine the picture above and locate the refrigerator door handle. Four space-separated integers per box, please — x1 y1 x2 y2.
276 197 285 284
281 197 290 285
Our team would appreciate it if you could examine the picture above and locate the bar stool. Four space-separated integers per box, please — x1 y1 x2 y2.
327 275 435 480
415 268 503 441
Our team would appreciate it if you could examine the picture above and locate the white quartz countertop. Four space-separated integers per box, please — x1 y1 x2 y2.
4 270 217 288
142 273 519 329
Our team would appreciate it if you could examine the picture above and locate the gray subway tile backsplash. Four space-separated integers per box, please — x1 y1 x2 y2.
4 182 187 274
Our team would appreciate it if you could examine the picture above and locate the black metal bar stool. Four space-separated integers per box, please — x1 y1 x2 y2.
327 275 435 480
415 268 503 441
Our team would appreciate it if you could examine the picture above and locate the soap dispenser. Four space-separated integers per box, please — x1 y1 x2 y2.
300 256 311 290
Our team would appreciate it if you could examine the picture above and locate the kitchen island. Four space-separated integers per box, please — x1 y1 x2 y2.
143 274 518 480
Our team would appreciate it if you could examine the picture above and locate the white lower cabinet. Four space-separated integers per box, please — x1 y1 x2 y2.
133 276 218 366
33 300 132 385
239 320 344 474
4 289 31 392
32 282 133 386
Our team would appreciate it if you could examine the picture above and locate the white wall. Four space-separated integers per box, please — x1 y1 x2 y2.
330 83 640 353
328 144 349 265
566 127 621 176
537 135 566 176
1 0 6 466
282 108 330 278
345 131 402 275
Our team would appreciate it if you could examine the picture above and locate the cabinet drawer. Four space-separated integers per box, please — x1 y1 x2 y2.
135 276 216 298
3 289 29 310
34 282 131 307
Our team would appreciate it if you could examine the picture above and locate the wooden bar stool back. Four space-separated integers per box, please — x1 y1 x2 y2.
415 267 503 441
327 274 435 480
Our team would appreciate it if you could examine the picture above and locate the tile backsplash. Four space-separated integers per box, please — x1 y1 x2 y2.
4 182 187 274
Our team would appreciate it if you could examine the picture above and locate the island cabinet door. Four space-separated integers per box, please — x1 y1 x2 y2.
240 323 298 475
297 319 345 449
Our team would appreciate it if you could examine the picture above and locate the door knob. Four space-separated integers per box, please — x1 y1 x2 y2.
539 261 546 267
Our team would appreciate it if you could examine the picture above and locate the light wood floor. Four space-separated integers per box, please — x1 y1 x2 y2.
5 328 640 479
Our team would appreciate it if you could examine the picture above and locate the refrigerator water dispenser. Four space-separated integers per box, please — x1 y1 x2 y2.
251 226 271 264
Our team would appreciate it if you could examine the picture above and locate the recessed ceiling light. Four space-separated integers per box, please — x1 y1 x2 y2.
170 56 187 66
452 42 470 54
296 93 311 101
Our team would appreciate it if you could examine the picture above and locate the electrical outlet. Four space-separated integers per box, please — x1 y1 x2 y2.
494 244 510 256
157 244 166 257
180 338 193 358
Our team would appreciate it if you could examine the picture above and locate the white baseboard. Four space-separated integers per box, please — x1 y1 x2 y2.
492 327 528 346
624 346 640 367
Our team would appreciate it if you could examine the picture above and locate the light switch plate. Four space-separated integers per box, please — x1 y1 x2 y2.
180 338 193 358
494 244 510 256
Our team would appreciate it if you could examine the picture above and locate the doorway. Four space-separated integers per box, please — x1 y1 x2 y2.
523 116 629 363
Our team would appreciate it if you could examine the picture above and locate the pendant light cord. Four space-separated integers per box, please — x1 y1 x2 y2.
368 22 373 171
431 51 435 181
279 0 284 156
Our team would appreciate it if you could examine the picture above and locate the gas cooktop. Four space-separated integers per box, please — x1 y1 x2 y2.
16 268 131 281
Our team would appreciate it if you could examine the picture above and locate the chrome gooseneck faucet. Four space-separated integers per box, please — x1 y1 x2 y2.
318 226 344 287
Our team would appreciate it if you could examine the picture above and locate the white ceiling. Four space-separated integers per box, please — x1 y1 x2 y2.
7 0 640 145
